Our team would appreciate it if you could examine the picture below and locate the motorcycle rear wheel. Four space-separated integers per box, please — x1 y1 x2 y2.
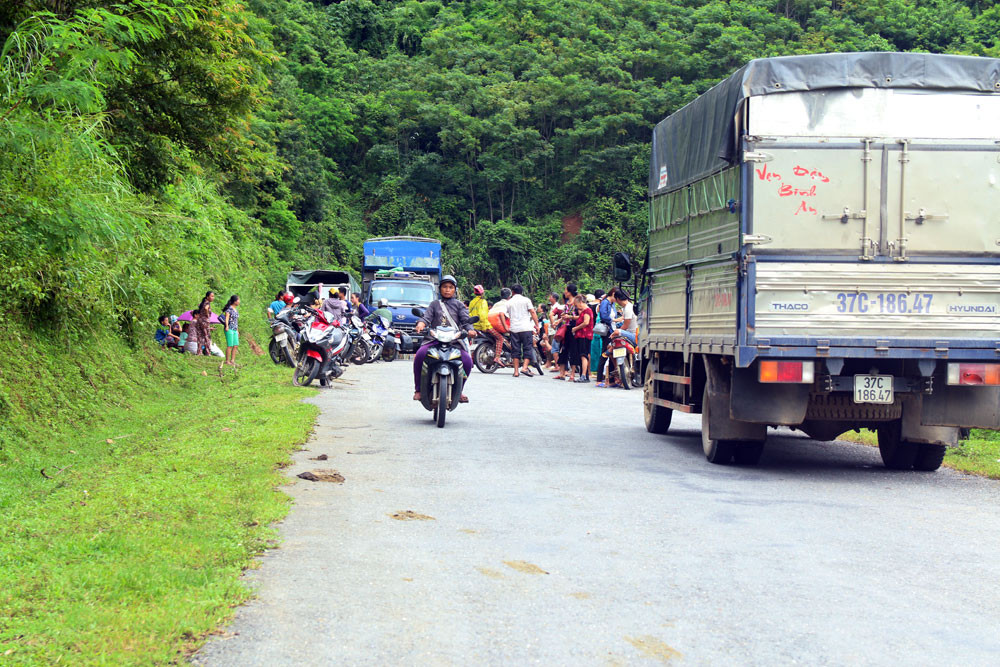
382 345 397 362
474 342 497 374
268 339 282 364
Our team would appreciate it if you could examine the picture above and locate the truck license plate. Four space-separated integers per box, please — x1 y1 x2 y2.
854 375 893 404
612 347 627 359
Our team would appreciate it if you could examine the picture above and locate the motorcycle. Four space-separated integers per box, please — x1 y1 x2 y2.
606 333 642 389
268 306 304 367
473 331 543 375
412 308 477 428
345 315 372 366
473 333 512 373
364 315 399 363
292 306 349 387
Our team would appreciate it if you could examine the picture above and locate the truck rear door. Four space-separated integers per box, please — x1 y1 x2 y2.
745 88 1000 347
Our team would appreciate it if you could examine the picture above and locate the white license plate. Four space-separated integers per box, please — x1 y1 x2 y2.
854 375 893 404
275 332 287 342
612 347 627 359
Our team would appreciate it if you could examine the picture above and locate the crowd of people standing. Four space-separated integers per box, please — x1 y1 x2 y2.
473 282 637 388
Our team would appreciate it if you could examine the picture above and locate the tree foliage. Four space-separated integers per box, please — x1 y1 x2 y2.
3 0 998 342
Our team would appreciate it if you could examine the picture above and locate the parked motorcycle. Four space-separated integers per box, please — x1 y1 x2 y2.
292 306 349 387
473 334 511 373
473 332 543 375
412 308 476 428
345 315 372 365
269 306 304 367
606 333 641 389
364 315 398 363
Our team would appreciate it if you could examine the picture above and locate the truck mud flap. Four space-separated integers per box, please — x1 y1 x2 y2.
704 358 766 441
920 385 1000 429
900 396 958 446
730 366 809 425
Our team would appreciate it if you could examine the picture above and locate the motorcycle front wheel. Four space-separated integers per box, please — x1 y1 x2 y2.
367 343 382 363
351 339 371 365
434 379 446 428
282 342 296 367
629 356 642 387
292 356 320 387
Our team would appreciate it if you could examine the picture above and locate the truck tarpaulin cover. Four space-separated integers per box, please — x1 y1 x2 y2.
286 270 360 292
363 237 441 271
649 52 1000 195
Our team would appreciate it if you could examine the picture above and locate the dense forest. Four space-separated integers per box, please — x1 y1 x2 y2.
3 0 1000 333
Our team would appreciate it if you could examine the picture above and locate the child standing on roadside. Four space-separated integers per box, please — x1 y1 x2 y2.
221 294 240 366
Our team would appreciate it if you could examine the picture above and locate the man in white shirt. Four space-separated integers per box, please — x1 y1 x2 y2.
506 284 539 377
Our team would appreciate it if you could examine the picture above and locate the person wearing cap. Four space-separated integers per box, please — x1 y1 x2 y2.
365 297 392 324
413 275 476 402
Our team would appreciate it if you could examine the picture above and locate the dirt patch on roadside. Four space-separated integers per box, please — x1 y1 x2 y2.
297 469 344 483
624 636 682 662
476 567 504 579
503 560 548 575
390 511 435 521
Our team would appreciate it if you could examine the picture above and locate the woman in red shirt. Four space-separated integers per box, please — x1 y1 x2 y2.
571 294 594 383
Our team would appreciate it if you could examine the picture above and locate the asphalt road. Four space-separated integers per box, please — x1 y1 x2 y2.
194 360 1000 665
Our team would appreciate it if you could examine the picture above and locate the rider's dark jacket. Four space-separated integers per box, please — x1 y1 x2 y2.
420 297 474 332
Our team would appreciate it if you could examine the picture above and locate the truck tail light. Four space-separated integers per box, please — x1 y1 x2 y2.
759 360 814 384
947 363 1000 386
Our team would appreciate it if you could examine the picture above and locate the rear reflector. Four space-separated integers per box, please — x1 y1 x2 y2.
759 360 815 384
947 363 1000 386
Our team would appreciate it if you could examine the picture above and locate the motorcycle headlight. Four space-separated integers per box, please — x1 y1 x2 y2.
427 348 442 360
444 348 462 361
433 329 458 343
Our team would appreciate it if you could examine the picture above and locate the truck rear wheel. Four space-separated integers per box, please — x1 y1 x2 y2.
877 421 917 470
701 386 735 464
643 372 672 434
912 443 946 471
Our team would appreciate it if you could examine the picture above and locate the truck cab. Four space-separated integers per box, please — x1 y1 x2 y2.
362 236 442 351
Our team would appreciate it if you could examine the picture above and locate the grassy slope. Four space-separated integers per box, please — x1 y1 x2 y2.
838 429 1000 478
0 322 317 665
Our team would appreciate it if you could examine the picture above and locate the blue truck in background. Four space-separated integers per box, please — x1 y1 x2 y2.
362 236 442 352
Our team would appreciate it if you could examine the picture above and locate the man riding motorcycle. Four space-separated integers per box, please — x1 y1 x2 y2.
365 298 392 324
413 275 476 403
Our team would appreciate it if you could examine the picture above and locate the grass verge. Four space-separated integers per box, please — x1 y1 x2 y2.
838 428 1000 479
0 323 317 665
